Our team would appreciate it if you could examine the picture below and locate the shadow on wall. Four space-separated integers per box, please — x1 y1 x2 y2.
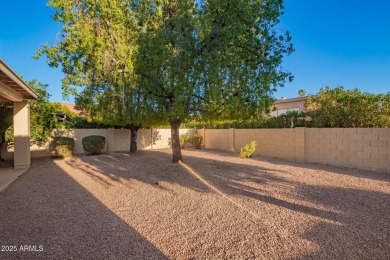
1 128 197 160
53 128 74 138
138 129 162 149
0 158 167 259
0 141 51 161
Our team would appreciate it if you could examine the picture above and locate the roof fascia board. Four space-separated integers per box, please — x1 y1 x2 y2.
0 81 24 102
0 59 38 99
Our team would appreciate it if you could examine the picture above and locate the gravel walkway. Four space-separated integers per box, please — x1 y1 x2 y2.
0 148 389 259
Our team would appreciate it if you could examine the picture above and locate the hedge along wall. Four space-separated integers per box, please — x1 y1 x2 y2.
197 128 390 174
53 128 195 154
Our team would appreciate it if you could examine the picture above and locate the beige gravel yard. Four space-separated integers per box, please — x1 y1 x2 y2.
1 148 389 259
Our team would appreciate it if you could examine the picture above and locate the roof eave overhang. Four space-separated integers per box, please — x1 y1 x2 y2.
0 59 38 101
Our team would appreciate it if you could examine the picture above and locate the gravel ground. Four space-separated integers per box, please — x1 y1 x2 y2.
0 148 389 259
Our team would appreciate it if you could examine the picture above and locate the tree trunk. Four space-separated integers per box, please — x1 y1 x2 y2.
129 125 140 153
170 118 183 163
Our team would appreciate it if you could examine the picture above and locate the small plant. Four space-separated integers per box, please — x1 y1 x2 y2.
191 134 203 149
82 135 106 155
239 141 257 158
52 136 74 158
179 133 191 148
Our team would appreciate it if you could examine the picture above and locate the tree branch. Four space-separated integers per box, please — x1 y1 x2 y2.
135 69 165 91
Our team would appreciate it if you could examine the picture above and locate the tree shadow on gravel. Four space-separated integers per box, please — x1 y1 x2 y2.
69 149 342 222
60 149 390 258
67 149 288 194
0 158 167 259
179 151 341 222
295 185 390 259
180 150 390 258
250 154 390 183
65 150 236 193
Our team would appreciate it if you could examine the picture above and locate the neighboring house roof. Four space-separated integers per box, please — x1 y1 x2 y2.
273 96 309 105
0 59 38 102
60 103 80 115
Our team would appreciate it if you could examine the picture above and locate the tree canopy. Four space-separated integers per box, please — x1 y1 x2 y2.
36 0 293 162
305 86 390 128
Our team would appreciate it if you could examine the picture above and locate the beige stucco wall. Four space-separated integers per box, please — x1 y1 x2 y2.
1 128 195 159
199 128 390 174
54 128 195 154
53 128 109 154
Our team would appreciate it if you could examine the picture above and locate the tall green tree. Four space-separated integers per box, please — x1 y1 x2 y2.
133 0 293 162
305 86 390 128
36 0 293 162
75 75 165 153
36 0 160 153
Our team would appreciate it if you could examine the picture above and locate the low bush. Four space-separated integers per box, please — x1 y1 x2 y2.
239 141 257 158
52 136 74 158
82 135 106 155
179 133 191 148
191 134 203 149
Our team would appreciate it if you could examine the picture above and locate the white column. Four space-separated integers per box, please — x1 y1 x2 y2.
13 101 31 169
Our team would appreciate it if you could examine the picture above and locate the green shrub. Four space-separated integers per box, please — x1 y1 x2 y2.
191 134 203 149
305 86 390 128
73 117 112 129
82 135 106 155
179 133 191 148
239 141 257 158
53 136 74 158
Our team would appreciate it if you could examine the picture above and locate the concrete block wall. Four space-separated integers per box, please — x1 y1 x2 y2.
204 129 230 152
199 128 390 174
306 128 390 173
201 128 303 160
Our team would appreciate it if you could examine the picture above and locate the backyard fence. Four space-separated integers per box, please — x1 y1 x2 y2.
53 128 196 154
1 128 195 160
2 127 389 174
197 128 390 174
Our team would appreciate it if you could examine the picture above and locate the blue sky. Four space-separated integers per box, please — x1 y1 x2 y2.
1 0 389 102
